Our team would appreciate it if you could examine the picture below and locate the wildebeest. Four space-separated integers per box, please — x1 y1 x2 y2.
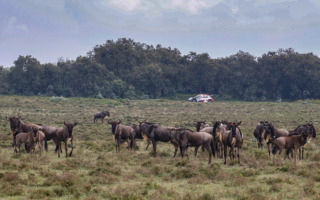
212 121 226 158
94 110 110 124
169 128 215 164
9 116 43 152
13 128 41 154
38 123 66 153
138 121 157 150
55 121 77 158
114 123 136 153
287 123 316 159
221 121 243 164
146 124 177 157
253 120 275 156
272 130 309 166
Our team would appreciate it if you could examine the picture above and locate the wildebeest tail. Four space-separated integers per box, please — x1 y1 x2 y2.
210 139 215 157
44 137 48 151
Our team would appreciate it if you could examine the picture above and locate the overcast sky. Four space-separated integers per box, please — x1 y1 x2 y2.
1 0 320 67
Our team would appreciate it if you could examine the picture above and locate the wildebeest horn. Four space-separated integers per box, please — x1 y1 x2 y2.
74 122 78 126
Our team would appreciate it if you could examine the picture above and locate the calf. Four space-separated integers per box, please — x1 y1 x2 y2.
272 131 309 166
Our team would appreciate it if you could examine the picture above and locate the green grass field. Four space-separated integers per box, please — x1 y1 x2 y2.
1 95 320 200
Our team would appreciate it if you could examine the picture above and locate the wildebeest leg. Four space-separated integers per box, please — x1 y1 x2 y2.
194 146 199 157
58 142 61 158
302 146 304 160
267 142 271 157
204 144 212 164
173 145 178 158
185 147 190 161
18 143 21 153
131 138 136 152
223 145 227 164
152 140 157 157
294 148 298 166
237 146 240 164
145 139 150 150
64 141 69 157
69 138 74 157
219 142 223 158
201 145 205 152
39 140 43 156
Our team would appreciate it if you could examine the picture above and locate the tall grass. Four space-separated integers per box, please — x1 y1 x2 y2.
0 95 320 199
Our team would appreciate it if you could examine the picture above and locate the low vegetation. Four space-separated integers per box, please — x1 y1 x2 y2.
1 95 320 199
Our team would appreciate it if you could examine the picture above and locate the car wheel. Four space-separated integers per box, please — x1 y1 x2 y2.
208 99 213 102
192 99 197 102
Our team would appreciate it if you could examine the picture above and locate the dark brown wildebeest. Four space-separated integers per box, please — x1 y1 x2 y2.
221 121 243 165
146 124 178 157
39 125 59 152
114 123 136 153
286 123 316 160
272 130 309 166
9 116 43 152
169 128 215 164
94 110 110 124
55 121 77 158
138 121 158 150
253 120 275 156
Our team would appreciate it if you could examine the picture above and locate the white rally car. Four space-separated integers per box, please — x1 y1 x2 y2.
188 94 214 102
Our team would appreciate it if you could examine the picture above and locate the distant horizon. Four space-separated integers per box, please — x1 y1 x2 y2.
1 0 320 68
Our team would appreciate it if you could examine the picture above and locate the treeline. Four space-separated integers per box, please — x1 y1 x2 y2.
0 38 320 101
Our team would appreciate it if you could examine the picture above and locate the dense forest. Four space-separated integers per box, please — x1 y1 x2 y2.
0 38 319 101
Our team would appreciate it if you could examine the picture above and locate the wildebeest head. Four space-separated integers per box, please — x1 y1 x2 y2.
102 110 110 118
10 116 21 133
302 130 309 143
307 123 316 138
230 122 239 138
195 120 206 132
212 121 221 137
64 121 78 138
108 119 121 135
32 128 38 138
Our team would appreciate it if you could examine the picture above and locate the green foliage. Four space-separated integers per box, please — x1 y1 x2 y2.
2 40 320 101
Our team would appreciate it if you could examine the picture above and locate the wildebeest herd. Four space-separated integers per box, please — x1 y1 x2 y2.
6 110 317 166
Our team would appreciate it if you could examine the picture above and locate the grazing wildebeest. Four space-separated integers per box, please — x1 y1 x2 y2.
272 130 309 166
169 128 215 164
146 124 178 157
94 110 110 124
114 123 136 153
221 121 243 165
55 121 77 158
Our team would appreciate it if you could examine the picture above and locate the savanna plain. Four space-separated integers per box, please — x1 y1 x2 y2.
1 95 320 200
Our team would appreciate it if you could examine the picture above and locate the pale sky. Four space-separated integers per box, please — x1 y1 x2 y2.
1 0 320 67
